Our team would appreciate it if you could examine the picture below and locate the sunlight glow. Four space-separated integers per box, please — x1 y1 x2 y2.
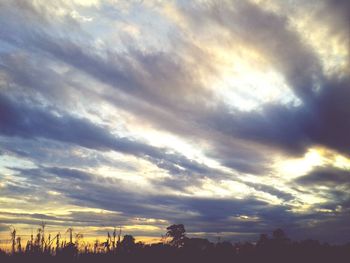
288 193 329 213
276 148 325 179
209 45 300 111
334 155 350 170
229 215 260 222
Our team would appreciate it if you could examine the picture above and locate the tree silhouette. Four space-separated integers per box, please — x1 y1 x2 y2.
272 228 290 246
121 235 135 252
165 224 186 248
272 228 287 240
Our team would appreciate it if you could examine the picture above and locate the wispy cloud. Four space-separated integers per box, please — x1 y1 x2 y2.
0 0 349 243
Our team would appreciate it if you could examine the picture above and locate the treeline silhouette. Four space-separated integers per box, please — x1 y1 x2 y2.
1 223 349 263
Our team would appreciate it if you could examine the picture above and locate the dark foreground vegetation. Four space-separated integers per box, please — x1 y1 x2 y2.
1 223 349 263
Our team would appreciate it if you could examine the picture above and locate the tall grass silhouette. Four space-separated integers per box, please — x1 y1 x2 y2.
1 223 349 263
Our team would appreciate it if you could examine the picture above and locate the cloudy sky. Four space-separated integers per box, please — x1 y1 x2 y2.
0 0 349 244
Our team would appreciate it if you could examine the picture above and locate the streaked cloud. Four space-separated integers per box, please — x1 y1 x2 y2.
0 0 349 244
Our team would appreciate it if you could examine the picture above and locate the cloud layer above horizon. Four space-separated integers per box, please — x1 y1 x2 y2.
0 0 349 244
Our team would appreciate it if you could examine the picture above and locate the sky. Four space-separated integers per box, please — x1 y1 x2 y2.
0 0 349 245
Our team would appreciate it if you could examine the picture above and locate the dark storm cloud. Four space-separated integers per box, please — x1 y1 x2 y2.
0 92 222 179
8 166 178 221
0 136 140 171
204 103 309 154
46 167 94 181
8 166 254 221
167 0 350 158
0 52 78 105
296 167 350 186
306 77 350 155
0 92 118 150
220 158 268 175
293 165 350 226
8 165 291 235
323 0 350 37
8 166 269 230
0 209 169 238
206 75 350 157
7 164 350 242
0 210 129 229
185 1 344 152
244 182 295 202
0 182 36 197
